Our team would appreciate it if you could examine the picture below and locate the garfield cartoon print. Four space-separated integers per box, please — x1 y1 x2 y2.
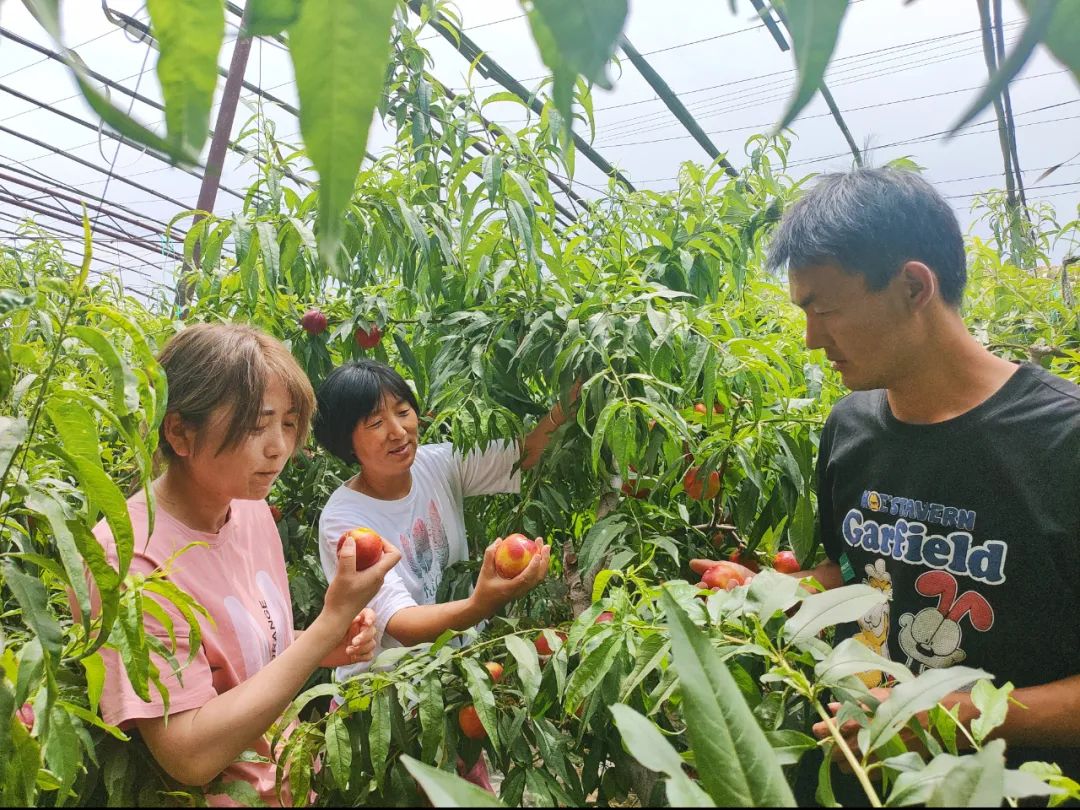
898 570 994 672
852 559 893 687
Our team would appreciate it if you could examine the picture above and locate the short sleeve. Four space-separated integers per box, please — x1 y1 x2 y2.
367 568 420 641
457 440 521 497
97 581 218 728
817 415 841 563
318 498 418 641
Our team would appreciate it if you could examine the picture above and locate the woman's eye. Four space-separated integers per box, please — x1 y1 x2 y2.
367 420 383 430
398 410 412 418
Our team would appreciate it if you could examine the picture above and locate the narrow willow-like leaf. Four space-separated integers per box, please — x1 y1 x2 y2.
418 671 445 761
400 755 504 808
525 0 628 145
2 561 64 657
245 0 301 35
609 703 716 807
660 589 796 806
461 657 499 747
45 443 135 580
863 666 989 755
324 712 352 789
289 0 397 265
784 583 886 644
564 633 623 712
0 416 28 484
776 0 849 130
368 687 392 787
949 0 1057 135
504 634 541 704
146 0 224 156
68 325 140 417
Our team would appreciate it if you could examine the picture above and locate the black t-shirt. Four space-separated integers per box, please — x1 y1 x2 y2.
818 362 1080 778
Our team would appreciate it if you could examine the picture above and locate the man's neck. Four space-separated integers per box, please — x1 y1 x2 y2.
154 469 232 534
885 320 1018 425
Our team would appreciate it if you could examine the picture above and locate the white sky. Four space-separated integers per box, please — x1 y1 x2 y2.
1 0 1078 301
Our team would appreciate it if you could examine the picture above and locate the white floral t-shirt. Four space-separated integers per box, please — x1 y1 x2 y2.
318 441 520 681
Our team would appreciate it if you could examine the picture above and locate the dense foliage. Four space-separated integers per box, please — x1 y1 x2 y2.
3 1 1080 807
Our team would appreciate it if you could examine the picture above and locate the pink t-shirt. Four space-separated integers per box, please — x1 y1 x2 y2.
93 491 297 807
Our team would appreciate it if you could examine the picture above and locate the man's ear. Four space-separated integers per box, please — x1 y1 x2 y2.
161 411 195 458
899 261 937 312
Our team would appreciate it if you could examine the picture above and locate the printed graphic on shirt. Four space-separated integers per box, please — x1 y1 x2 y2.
842 490 1007 585
399 500 449 602
844 489 1004 675
897 570 995 672
222 571 290 680
852 560 893 688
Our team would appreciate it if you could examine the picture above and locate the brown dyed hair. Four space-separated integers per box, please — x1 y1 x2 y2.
156 323 316 459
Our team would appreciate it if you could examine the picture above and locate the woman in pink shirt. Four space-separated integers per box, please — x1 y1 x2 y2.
91 324 400 806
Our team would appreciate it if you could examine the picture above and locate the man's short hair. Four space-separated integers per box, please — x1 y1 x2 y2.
766 168 967 307
313 360 420 463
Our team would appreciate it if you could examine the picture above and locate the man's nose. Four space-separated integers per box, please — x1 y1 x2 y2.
804 313 828 351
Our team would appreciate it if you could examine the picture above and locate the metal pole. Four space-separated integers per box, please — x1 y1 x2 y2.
175 11 254 313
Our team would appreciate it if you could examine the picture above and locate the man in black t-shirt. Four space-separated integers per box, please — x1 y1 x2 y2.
692 168 1080 779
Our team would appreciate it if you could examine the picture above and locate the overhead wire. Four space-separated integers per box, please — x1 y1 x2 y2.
594 29 1024 141
596 69 1067 150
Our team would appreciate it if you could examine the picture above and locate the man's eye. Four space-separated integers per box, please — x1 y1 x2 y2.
398 410 412 418
367 420 383 429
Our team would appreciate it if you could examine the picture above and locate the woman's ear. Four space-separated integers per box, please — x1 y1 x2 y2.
161 412 195 458
899 261 937 312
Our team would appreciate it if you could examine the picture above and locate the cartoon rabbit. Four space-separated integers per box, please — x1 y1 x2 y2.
898 570 994 671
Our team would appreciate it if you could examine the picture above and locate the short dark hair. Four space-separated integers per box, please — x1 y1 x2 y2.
766 168 967 306
313 360 420 463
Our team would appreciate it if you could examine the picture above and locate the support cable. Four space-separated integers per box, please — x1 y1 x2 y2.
992 0 1030 215
619 37 737 176
404 0 635 192
748 0 863 166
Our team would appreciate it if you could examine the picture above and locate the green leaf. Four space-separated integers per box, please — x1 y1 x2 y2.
525 0 628 144
256 221 281 289
461 657 499 747
418 671 445 761
44 443 135 581
69 325 140 417
564 633 623 712
22 1 197 165
324 712 352 789
23 489 93 638
764 729 818 767
619 634 669 702
400 754 504 808
0 416 28 480
969 680 1013 744
815 638 914 688
368 687 392 786
146 0 225 156
289 0 397 265
784 583 887 644
609 703 715 807
504 634 541 705
863 667 990 755
660 588 796 807
1024 0 1080 81
949 0 1058 135
775 0 848 130
245 0 301 35
43 703 81 796
2 561 63 657
80 653 106 715
928 739 1006 807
